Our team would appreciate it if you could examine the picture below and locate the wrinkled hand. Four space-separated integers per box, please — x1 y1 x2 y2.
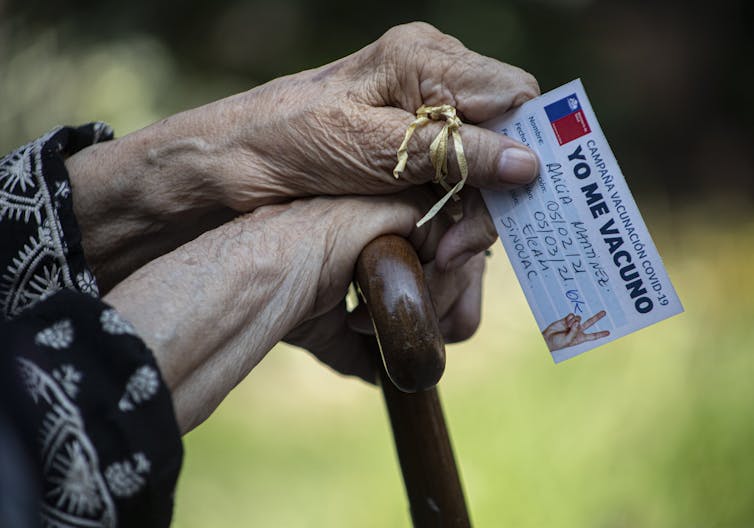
285 213 487 383
542 311 610 352
219 22 539 269
104 189 486 432
68 22 538 291
229 22 539 195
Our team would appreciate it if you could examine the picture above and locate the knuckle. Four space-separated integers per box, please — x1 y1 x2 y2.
389 21 442 41
469 251 488 274
449 311 481 342
522 71 541 96
464 128 489 169
378 22 453 56
512 70 541 105
459 131 498 187
482 215 497 246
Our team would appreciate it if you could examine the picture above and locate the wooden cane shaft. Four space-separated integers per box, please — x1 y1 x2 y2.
378 361 471 527
357 235 471 527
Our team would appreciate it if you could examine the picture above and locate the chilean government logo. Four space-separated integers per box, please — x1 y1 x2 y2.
544 94 591 145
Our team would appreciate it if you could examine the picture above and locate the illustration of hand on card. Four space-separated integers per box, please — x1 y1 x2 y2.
542 311 611 352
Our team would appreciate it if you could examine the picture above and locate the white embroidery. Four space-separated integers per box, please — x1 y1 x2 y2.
118 365 159 412
54 180 71 200
28 262 65 303
52 364 83 399
0 186 45 224
76 270 100 298
0 130 80 320
38 219 55 246
0 145 35 194
19 359 47 404
35 319 74 349
16 357 116 527
104 452 151 498
92 122 114 143
48 440 105 517
1 228 57 316
100 308 136 336
50 210 69 256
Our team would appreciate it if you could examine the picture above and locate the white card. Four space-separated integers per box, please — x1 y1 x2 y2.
481 79 683 362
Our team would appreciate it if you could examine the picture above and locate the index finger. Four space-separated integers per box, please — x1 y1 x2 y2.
580 310 607 330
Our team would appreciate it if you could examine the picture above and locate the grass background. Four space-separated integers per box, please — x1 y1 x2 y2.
173 205 754 527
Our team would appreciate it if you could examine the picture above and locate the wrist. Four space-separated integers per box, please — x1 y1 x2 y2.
117 89 280 212
66 122 234 292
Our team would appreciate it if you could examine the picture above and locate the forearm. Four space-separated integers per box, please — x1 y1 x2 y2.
100 194 414 432
102 210 322 433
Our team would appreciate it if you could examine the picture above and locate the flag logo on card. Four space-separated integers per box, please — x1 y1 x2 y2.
544 94 591 145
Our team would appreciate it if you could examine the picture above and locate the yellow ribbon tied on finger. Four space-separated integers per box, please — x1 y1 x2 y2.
393 105 468 227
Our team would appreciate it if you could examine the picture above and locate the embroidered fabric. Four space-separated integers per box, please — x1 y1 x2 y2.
0 126 183 528
0 123 112 320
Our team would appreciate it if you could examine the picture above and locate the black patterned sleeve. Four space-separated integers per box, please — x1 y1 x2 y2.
0 125 183 528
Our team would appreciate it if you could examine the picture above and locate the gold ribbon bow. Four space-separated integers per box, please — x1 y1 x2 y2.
393 104 468 227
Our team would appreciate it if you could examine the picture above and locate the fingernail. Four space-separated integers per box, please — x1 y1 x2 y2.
445 250 476 272
498 147 538 184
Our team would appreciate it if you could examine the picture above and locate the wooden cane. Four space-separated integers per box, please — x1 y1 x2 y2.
356 235 471 528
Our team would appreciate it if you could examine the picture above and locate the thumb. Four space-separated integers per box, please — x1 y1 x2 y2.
457 122 540 190
375 106 539 191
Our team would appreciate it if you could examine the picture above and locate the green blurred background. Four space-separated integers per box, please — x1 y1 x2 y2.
2 0 753 526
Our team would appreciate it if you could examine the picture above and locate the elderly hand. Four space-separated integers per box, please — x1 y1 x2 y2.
67 22 538 292
104 189 486 433
285 191 488 382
